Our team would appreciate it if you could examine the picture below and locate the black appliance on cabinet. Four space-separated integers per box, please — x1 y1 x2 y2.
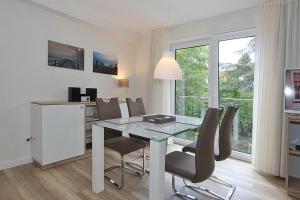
86 88 97 101
68 87 81 102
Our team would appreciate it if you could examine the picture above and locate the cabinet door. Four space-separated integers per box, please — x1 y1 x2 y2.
42 105 85 165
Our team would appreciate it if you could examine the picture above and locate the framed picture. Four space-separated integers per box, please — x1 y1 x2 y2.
93 51 118 75
48 40 84 70
292 71 300 102
284 68 300 113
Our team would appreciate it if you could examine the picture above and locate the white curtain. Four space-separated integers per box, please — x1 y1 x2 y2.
254 0 300 176
280 0 300 177
285 0 300 67
148 28 171 114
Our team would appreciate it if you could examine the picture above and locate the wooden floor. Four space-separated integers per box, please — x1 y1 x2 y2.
0 144 296 200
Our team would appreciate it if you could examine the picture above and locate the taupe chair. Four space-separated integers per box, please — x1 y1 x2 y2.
95 98 146 189
126 98 148 142
165 108 222 200
125 98 149 171
126 98 146 117
182 105 239 200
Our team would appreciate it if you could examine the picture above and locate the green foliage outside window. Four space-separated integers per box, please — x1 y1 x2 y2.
175 38 255 154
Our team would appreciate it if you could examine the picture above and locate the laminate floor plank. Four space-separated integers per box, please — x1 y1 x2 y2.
0 144 296 200
0 171 25 200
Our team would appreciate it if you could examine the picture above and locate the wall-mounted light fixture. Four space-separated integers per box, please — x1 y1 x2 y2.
118 79 129 87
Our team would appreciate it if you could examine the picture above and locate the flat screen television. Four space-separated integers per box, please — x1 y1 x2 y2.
284 68 300 113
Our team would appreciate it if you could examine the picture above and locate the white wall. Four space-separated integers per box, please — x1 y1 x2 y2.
170 7 256 43
0 0 144 169
134 34 152 112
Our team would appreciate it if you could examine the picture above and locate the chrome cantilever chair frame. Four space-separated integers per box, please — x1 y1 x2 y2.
172 175 198 200
104 148 145 189
172 175 232 200
125 154 149 173
182 176 236 200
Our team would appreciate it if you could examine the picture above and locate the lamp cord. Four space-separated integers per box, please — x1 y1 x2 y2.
168 0 170 26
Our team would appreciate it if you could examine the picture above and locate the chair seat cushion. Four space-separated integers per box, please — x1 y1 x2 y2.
165 151 195 181
182 141 196 153
129 134 150 142
105 136 146 157
104 128 122 140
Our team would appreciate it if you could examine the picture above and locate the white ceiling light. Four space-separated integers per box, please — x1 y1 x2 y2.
153 0 182 80
154 51 182 80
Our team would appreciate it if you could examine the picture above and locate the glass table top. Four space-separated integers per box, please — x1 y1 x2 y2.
93 115 201 142
104 116 143 125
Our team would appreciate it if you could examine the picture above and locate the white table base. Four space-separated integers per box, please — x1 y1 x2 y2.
92 125 104 193
149 139 167 200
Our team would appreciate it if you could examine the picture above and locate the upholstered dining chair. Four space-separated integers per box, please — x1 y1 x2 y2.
182 105 239 200
126 98 146 118
165 108 222 200
95 98 146 189
125 98 149 171
126 98 147 142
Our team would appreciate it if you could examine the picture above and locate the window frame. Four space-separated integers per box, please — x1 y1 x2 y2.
215 30 255 162
170 29 256 162
170 38 213 116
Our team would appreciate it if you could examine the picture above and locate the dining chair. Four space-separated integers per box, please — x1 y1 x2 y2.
165 108 222 200
182 105 239 200
125 98 149 171
95 98 146 189
126 98 146 117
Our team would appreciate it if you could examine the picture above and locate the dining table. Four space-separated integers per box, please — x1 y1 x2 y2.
91 114 202 200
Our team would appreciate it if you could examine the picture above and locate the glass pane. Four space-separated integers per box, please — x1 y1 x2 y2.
95 118 198 142
175 45 209 141
218 37 255 154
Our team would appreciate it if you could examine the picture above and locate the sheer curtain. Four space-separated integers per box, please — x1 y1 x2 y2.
254 0 300 176
280 0 300 177
148 28 171 114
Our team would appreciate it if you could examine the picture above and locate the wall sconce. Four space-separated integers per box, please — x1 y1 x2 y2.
118 79 129 87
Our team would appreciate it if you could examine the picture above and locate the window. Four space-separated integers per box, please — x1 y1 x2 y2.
218 37 255 154
175 45 209 141
171 30 255 160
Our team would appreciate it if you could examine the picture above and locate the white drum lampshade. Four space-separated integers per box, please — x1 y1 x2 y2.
154 51 182 80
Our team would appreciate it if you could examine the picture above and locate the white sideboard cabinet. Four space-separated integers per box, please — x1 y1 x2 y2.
31 103 85 166
31 100 128 167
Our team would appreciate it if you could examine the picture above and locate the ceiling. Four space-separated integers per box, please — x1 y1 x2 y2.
27 0 264 41
79 0 263 34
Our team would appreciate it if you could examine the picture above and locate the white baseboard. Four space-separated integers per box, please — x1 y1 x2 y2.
0 157 33 171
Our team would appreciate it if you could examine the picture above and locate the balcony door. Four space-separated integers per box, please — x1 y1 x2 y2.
171 31 255 161
218 36 255 159
174 44 210 141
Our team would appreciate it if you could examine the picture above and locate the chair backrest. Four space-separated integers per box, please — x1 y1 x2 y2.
193 108 222 182
95 98 122 120
126 98 146 117
95 98 122 139
215 105 238 161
